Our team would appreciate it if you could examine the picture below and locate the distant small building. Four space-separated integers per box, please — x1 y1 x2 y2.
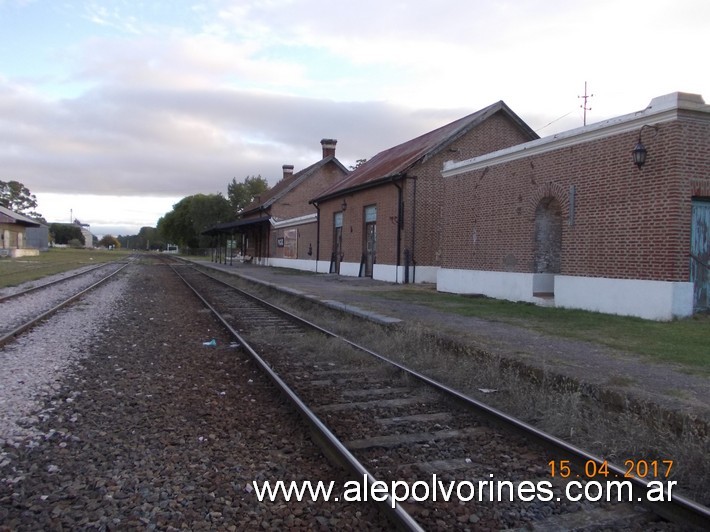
74 220 95 248
0 205 41 257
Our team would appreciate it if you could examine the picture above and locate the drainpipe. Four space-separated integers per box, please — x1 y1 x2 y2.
410 175 418 284
313 201 321 273
260 206 269 265
393 180 403 284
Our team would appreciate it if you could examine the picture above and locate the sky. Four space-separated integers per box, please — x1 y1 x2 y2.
1 0 708 237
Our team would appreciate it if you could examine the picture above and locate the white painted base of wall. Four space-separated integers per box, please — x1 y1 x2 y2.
554 275 693 321
339 261 361 277
327 265 436 284
438 269 536 301
437 269 694 321
9 248 40 258
268 257 318 272
411 266 438 284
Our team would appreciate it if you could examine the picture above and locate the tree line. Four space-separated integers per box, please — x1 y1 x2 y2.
155 175 268 250
1 175 271 251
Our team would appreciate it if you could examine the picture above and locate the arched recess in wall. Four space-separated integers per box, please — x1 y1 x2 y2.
533 197 562 274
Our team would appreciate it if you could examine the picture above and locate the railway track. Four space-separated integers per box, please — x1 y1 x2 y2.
171 262 710 531
0 259 132 348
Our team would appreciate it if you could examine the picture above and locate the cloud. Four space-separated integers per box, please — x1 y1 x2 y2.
2 0 707 237
1 73 470 198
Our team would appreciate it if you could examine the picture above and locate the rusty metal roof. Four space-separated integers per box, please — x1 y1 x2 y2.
312 101 537 202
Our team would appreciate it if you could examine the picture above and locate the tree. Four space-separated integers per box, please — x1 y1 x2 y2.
50 223 85 246
98 235 120 249
157 193 234 249
0 180 43 219
137 226 163 250
349 159 367 171
228 175 269 212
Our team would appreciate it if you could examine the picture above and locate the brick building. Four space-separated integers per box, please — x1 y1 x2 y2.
439 92 710 320
212 139 348 268
311 101 538 282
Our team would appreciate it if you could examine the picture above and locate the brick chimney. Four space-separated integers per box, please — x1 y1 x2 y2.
321 138 337 159
282 164 294 180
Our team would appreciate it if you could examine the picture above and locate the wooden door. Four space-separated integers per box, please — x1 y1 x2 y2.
691 199 710 311
332 212 343 274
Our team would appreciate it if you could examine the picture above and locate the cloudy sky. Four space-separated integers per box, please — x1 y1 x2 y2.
1 0 708 237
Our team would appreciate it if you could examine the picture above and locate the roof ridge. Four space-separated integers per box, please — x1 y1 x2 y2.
313 100 533 201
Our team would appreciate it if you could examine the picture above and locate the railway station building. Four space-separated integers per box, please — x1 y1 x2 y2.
439 92 710 320
310 101 539 282
209 139 349 268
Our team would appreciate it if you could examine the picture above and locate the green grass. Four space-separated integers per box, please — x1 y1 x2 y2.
0 248 130 288
370 287 710 374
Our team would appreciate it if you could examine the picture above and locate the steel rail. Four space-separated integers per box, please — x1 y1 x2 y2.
184 262 710 530
0 262 115 303
0 263 130 348
170 265 424 532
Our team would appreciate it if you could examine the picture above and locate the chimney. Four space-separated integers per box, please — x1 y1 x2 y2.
321 138 337 159
282 164 294 180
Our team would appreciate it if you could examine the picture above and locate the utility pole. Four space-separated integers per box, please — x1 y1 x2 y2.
578 81 593 126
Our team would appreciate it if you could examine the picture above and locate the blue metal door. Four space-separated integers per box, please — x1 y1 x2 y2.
691 199 710 311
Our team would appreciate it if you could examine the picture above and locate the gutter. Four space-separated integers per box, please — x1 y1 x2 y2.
269 213 318 229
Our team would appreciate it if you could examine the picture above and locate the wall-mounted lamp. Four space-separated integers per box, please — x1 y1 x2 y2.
341 198 347 212
631 124 658 169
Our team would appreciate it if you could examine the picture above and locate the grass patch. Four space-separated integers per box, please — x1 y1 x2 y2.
0 248 130 288
219 273 710 504
369 288 710 373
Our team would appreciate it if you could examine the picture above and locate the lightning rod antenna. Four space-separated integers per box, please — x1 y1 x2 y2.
578 81 593 126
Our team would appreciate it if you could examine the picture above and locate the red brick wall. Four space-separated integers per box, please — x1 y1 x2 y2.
441 113 710 282
270 222 318 259
402 113 534 268
317 111 534 270
271 162 347 220
318 186 400 265
268 160 347 259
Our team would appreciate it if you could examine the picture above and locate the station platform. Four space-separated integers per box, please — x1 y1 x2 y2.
184 258 710 424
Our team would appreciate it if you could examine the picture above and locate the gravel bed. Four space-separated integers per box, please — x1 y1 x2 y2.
0 262 390 530
0 263 125 336
0 268 129 446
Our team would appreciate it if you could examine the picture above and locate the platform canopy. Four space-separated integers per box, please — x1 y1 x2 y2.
201 216 271 236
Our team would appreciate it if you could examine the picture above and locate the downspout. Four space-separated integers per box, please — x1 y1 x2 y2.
260 206 269 265
410 176 418 284
393 180 403 284
313 201 321 273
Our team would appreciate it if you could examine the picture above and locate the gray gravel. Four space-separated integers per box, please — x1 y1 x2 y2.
0 270 128 446
0 262 390 530
0 264 124 337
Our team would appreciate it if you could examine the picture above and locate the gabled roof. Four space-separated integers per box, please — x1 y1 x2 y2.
240 155 349 216
0 205 41 227
312 101 538 202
